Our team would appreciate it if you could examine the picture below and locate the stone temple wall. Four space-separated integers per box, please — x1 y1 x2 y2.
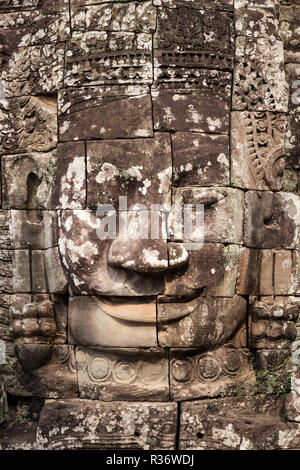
0 0 300 450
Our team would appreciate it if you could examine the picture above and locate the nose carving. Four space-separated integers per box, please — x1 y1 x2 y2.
108 239 189 274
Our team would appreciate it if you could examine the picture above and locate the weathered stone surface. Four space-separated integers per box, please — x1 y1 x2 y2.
231 111 285 190
76 347 169 401
158 296 247 348
279 4 300 52
153 0 233 9
0 0 69 12
170 345 255 400
64 31 152 87
154 6 234 70
86 134 172 209
244 191 300 249
259 250 298 295
282 169 298 192
0 295 30 342
71 2 156 33
1 44 64 98
36 399 177 450
285 114 300 169
0 96 57 156
250 298 300 352
44 248 68 294
0 343 77 398
172 187 244 244
233 37 288 112
152 72 232 133
236 248 260 295
255 349 292 369
0 211 11 250
10 210 58 250
285 63 300 114
2 152 56 209
58 210 165 296
0 250 30 294
58 85 153 141
69 296 158 348
172 133 229 186
162 244 244 298
9 294 68 344
51 142 86 210
0 377 8 426
235 6 279 40
1 0 299 451
179 395 300 450
0 9 70 47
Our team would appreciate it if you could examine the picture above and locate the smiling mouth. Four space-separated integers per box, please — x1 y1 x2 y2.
95 294 201 324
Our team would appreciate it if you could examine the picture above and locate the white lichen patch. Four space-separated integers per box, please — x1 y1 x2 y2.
141 248 168 269
207 117 222 132
157 167 172 194
96 163 119 184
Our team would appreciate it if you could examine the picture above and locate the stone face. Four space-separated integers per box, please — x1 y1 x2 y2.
76 347 169 401
158 296 247 348
231 111 286 191
244 191 300 249
172 133 229 186
58 210 165 296
162 244 244 298
179 396 300 450
170 346 255 400
86 134 172 209
0 96 57 156
37 399 178 450
172 187 244 244
58 85 153 141
69 296 158 348
233 37 288 112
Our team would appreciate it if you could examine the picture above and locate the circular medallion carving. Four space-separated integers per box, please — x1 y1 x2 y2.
221 348 242 376
87 355 111 382
196 354 222 382
76 347 88 371
112 361 138 384
171 359 194 383
140 361 165 385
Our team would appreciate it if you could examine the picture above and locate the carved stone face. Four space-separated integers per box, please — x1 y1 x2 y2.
51 2 295 356
2 0 300 450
